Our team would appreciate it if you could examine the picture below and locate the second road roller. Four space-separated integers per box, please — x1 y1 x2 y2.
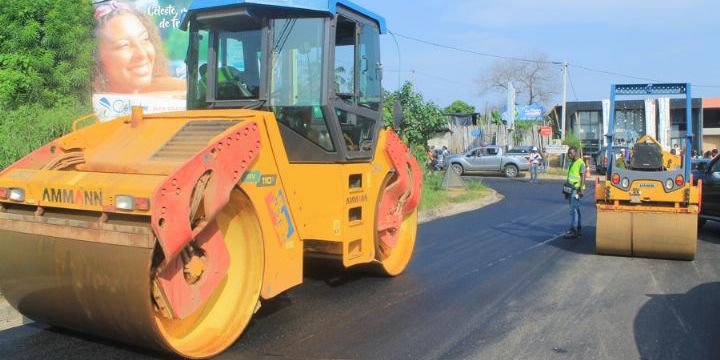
595 83 701 260
0 1 423 358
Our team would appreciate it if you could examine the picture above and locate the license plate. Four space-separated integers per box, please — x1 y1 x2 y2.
630 189 641 204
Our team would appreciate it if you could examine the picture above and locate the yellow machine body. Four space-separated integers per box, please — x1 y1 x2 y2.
595 136 700 260
0 109 420 358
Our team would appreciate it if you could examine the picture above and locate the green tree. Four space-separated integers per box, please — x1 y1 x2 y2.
512 120 534 145
383 82 447 146
0 0 94 110
0 0 94 167
562 132 582 151
444 100 476 114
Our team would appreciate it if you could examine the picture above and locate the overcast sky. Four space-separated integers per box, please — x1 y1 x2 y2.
359 0 720 110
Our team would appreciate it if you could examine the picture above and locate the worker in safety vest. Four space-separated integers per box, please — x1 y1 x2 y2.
565 146 586 239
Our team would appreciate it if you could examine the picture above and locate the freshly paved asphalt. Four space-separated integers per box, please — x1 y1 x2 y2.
2 176 720 359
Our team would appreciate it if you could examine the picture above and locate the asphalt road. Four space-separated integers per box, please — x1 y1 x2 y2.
2 177 720 360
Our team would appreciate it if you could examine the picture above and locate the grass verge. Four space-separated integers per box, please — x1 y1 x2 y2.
420 171 489 211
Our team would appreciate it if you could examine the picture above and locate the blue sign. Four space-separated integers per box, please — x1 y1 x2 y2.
502 104 545 122
517 105 545 121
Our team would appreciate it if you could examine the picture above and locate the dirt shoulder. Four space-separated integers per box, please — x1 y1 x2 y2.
419 188 503 224
0 296 29 332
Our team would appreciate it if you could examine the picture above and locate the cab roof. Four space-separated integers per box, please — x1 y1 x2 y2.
181 0 386 33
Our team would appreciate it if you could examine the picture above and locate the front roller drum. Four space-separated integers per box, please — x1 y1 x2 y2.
596 208 697 260
0 191 264 358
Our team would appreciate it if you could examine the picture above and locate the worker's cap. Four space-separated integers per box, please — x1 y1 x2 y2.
532 147 538 152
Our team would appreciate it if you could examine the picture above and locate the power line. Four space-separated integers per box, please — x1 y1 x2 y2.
390 31 558 65
568 64 660 83
385 69 478 88
390 30 720 88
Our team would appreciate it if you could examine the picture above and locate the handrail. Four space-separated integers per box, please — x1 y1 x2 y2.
72 113 100 132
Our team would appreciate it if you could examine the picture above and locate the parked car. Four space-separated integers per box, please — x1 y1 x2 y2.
694 156 720 228
446 146 530 177
506 146 533 161
595 146 630 175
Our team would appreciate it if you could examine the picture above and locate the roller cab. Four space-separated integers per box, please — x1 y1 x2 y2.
0 1 422 358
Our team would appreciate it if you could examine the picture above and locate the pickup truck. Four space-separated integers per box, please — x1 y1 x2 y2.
446 146 530 177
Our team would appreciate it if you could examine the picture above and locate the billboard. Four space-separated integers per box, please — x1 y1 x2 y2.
516 105 545 121
502 104 546 124
91 0 191 121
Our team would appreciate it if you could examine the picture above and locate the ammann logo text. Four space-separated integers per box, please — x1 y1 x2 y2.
42 188 103 206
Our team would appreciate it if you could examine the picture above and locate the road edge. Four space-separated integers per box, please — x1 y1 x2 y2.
419 188 504 224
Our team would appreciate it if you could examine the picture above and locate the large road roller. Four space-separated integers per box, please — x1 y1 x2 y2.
595 83 700 260
0 1 422 358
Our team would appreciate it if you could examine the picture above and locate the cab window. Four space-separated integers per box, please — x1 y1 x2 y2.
215 30 262 100
336 108 374 152
270 17 334 152
334 16 355 103
333 15 381 156
358 22 381 111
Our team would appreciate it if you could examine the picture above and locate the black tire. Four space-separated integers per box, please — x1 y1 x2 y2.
451 163 464 176
504 164 519 178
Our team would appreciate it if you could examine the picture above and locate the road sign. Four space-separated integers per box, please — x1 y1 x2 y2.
545 145 569 154
539 126 552 137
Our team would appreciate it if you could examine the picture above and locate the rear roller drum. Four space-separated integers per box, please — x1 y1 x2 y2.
375 174 419 276
153 190 264 358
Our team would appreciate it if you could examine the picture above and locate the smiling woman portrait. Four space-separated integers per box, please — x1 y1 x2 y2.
93 1 185 94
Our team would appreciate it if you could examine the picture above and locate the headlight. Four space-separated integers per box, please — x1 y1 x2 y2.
8 188 24 202
665 179 674 190
115 195 135 211
621 178 630 188
115 195 150 211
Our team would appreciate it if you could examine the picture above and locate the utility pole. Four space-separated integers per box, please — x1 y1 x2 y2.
561 61 568 140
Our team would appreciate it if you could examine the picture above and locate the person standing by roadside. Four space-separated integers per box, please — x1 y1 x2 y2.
541 147 549 174
427 145 436 171
529 147 542 183
564 147 586 238
437 146 449 170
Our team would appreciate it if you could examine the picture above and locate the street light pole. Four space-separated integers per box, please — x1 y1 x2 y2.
561 61 568 140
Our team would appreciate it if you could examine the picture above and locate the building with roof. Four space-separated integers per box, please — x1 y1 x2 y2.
548 98 706 158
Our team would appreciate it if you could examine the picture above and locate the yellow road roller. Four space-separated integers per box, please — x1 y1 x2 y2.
595 83 700 260
0 1 422 358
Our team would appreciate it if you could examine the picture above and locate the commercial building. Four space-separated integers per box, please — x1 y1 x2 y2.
548 98 703 158
702 98 720 151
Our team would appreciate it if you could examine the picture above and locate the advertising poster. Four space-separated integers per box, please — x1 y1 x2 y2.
91 0 191 121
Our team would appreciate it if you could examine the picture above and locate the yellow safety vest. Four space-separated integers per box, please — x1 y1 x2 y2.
567 158 586 191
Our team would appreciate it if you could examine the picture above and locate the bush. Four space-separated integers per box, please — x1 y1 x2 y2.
0 0 94 168
562 132 582 152
0 101 90 168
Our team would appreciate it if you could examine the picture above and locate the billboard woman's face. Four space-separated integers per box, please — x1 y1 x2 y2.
98 14 156 93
